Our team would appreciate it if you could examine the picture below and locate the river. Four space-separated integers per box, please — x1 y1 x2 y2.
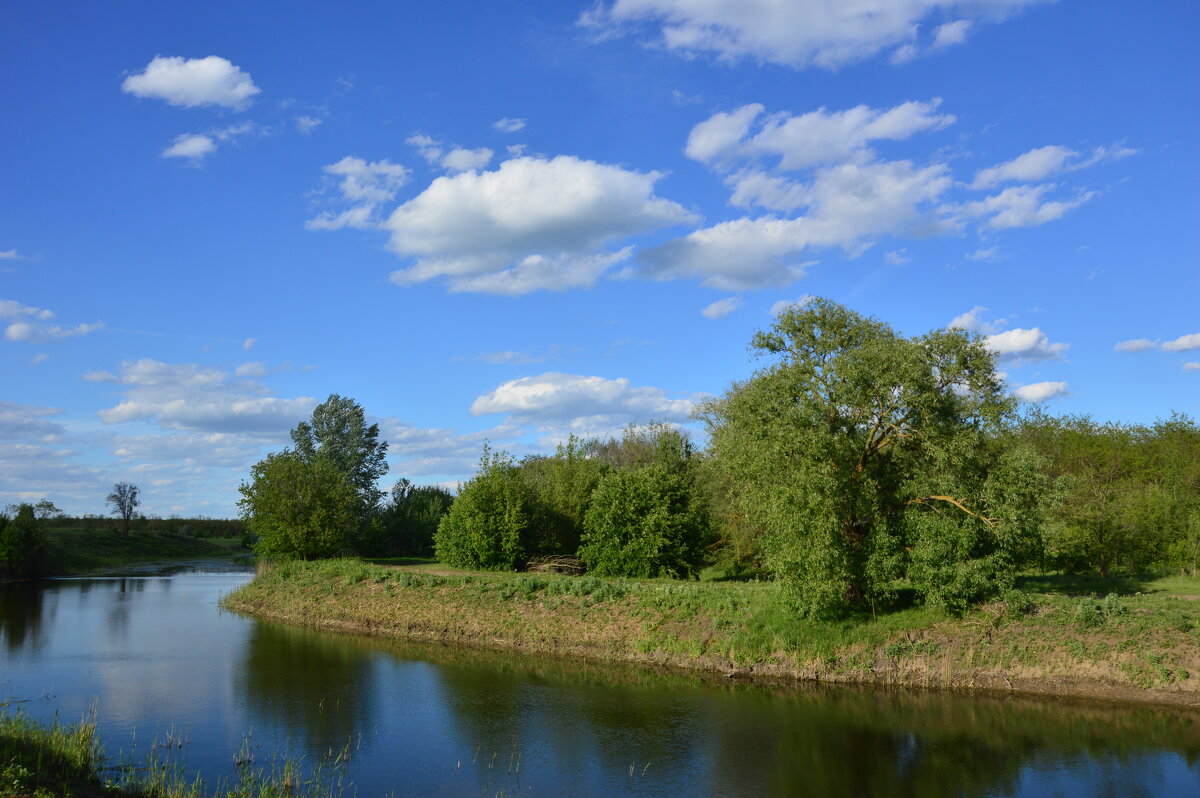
1 561 1198 796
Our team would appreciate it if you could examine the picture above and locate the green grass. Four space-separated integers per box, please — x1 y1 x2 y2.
1016 572 1200 598
37 528 242 577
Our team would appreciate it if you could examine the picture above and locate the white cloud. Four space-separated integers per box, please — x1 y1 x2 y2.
1114 338 1156 353
380 418 516 478
971 142 1136 190
122 55 260 110
582 0 1049 70
0 298 54 321
985 327 1069 362
295 115 322 134
162 133 216 160
948 306 1006 335
1183 362 1200 372
701 296 743 319
234 361 267 377
686 99 954 172
931 19 972 49
960 184 1095 230
384 155 696 295
641 158 951 288
89 358 316 435
1162 333 1200 352
111 431 263 468
768 294 815 316
884 249 909 265
243 337 257 350
0 401 65 442
5 321 103 343
1013 381 1069 402
441 147 494 173
407 133 443 164
966 246 1001 262
0 250 27 260
470 373 698 433
971 145 1079 189
492 117 527 133
306 156 411 231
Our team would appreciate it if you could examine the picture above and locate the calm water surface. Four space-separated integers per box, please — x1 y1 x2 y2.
2 562 1198 797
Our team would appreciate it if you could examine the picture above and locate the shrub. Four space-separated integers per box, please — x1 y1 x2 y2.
434 446 539 570
578 464 712 579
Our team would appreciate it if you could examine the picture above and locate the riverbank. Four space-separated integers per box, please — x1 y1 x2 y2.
224 559 1200 709
33 529 243 578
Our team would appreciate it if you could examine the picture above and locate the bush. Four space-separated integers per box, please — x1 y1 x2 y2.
434 446 539 570
578 463 712 579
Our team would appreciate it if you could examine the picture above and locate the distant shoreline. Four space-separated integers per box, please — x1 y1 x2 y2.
224 559 1200 710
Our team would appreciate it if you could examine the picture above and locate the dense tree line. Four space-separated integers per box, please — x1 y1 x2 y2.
236 301 1199 618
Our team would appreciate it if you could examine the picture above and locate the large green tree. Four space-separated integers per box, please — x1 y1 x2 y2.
0 503 49 577
291 394 388 513
703 298 1044 616
238 451 360 560
434 445 538 570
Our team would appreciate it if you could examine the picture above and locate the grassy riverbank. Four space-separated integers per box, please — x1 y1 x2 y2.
36 529 243 577
0 707 343 798
224 559 1200 708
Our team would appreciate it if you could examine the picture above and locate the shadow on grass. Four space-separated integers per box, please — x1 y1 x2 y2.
1016 573 1156 597
361 556 439 568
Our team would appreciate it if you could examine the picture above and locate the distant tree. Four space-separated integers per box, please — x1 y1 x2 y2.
703 298 1044 617
518 435 609 555
373 478 455 556
106 482 141 535
238 451 359 560
0 503 48 577
290 394 388 515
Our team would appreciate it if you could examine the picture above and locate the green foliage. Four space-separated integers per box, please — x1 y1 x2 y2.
434 445 539 570
579 460 712 579
372 478 455 556
518 435 609 555
704 298 1040 617
290 393 389 513
0 503 48 577
1019 411 1200 577
239 451 360 560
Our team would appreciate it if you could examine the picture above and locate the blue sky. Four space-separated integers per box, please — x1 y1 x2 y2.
3 0 1197 517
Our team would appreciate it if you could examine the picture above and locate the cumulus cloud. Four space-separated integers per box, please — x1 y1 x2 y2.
970 142 1136 189
295 115 322 134
306 156 411 231
380 418 517 478
470 372 699 440
640 158 951 288
768 294 815 317
581 0 1049 70
949 306 1006 335
985 327 1069 362
441 147 494 173
685 99 954 172
1183 362 1200 372
931 20 972 49
122 55 260 110
1114 338 1156 353
162 133 216 160
0 298 54 321
959 184 1095 230
88 358 316 435
1013 381 1069 402
1162 333 1200 352
0 401 65 442
966 246 1001 262
701 296 743 319
5 320 103 343
492 117 526 133
384 155 696 295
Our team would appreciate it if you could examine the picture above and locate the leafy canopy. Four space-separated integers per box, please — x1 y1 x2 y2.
704 298 1042 616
